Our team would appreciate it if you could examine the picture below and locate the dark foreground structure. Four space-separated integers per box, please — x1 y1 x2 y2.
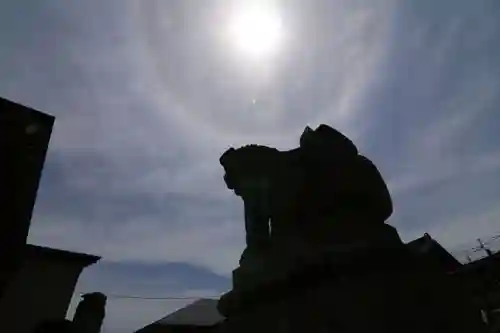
135 299 223 333
0 97 55 299
0 245 100 333
453 248 500 331
0 97 105 333
215 125 488 333
135 234 500 333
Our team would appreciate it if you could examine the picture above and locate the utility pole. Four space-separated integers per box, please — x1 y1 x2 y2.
477 238 493 257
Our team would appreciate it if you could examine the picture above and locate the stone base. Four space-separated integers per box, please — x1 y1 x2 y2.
218 245 408 317
231 250 310 292
227 223 406 300
217 249 487 333
230 223 406 292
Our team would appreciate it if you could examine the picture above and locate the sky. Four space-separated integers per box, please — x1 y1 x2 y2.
1 0 500 331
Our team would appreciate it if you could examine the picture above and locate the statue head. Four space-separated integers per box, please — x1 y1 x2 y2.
219 145 280 198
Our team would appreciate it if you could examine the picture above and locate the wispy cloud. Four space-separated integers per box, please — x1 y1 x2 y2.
1 0 500 332
25 0 400 275
32 211 244 276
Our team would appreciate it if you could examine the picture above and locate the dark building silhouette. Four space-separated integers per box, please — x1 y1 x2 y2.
0 97 101 332
408 232 500 330
0 244 100 333
135 299 223 333
453 249 500 331
0 97 55 298
406 233 463 272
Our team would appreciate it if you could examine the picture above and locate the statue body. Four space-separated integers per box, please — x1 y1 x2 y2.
220 125 397 271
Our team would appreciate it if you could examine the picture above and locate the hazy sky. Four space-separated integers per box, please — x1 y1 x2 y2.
1 0 500 331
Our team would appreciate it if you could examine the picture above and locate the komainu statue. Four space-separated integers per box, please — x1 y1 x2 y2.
220 124 399 272
217 124 487 333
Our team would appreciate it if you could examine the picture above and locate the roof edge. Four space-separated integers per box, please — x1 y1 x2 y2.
26 244 101 267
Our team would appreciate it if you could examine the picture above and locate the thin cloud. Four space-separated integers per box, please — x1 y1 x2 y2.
0 1 499 332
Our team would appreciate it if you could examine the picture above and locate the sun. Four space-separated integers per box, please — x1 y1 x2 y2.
227 3 284 59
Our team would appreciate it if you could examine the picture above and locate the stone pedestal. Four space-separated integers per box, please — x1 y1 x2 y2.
217 244 487 333
225 223 404 301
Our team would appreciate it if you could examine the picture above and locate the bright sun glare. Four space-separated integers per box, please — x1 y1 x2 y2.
227 3 284 59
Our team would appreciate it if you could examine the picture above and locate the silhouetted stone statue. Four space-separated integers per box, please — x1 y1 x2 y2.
218 125 485 333
0 97 55 300
217 124 488 333
72 293 106 333
220 124 398 277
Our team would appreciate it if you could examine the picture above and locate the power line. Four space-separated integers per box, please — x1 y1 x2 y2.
78 292 222 300
451 233 500 262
